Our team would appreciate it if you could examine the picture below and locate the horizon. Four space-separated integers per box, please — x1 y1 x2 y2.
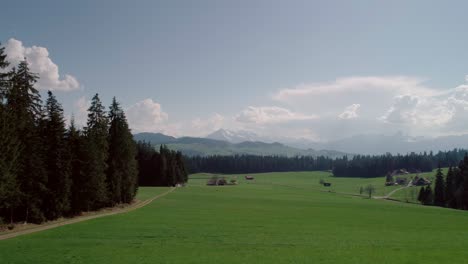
3 0 468 142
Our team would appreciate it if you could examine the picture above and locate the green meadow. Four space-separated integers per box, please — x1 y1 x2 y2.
1 170 468 264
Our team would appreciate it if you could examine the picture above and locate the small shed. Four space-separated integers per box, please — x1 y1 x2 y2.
323 182 331 187
245 176 254 180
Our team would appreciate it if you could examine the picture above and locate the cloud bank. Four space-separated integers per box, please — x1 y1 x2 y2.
3 38 80 91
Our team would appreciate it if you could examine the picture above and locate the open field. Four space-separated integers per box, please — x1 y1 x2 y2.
1 171 468 263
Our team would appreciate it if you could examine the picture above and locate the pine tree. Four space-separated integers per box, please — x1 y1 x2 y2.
445 166 455 208
460 154 468 210
417 187 425 204
82 94 109 210
7 60 47 223
67 119 86 214
0 45 21 224
159 145 168 185
176 152 188 183
423 185 433 205
433 165 445 207
107 97 138 204
42 91 72 219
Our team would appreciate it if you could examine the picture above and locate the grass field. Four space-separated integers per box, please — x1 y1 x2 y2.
1 171 468 263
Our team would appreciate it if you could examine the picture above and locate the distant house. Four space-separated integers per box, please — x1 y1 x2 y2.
390 169 410 177
412 177 431 186
245 176 254 180
395 177 407 185
217 178 227 185
323 182 331 187
206 178 217 186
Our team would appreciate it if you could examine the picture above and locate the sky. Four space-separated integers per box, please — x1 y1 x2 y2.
2 0 468 141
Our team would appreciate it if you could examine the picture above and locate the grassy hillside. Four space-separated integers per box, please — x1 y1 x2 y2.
1 171 468 263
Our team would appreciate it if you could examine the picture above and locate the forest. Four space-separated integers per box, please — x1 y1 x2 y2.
417 155 468 211
187 149 467 177
0 45 187 224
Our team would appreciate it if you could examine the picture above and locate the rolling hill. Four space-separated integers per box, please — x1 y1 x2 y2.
133 132 349 158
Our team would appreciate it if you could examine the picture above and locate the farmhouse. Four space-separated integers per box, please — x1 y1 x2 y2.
395 177 407 185
206 178 217 186
390 169 410 176
412 176 431 186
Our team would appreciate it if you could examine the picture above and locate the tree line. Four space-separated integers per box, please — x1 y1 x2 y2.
0 46 140 224
136 142 188 186
418 155 468 211
332 150 466 178
186 149 467 176
187 155 333 174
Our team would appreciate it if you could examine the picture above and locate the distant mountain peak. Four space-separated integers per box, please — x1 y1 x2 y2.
206 129 260 143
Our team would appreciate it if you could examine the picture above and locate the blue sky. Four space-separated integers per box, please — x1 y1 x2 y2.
2 0 468 140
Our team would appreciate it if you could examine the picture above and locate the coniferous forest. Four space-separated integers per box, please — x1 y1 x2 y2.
417 155 468 211
187 149 467 177
0 45 187 224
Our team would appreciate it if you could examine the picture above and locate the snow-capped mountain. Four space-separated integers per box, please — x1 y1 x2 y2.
206 129 263 143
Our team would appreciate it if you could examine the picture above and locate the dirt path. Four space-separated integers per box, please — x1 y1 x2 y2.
0 187 176 241
374 181 412 199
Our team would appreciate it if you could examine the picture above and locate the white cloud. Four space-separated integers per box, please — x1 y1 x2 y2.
126 99 169 133
379 95 419 124
273 76 435 101
236 106 318 124
338 104 360 119
191 113 225 136
3 38 80 91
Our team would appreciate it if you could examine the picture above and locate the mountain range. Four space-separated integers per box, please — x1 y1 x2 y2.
207 129 468 155
133 132 348 158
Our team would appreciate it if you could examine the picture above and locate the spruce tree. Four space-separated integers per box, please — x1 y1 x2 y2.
423 185 433 205
417 187 425 204
0 44 21 223
460 154 468 210
445 166 455 208
67 119 86 214
159 145 168 185
433 165 445 207
82 93 109 210
8 60 47 223
107 97 138 204
42 91 72 219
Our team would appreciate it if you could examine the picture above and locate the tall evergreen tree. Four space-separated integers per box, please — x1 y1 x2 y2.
107 97 138 204
445 166 456 208
433 165 445 207
423 185 433 205
417 187 426 204
42 91 72 219
82 93 109 210
7 60 47 223
67 119 86 214
0 43 21 224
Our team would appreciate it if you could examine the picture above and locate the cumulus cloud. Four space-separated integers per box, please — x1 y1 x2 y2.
191 113 225 136
3 38 80 91
123 76 468 140
338 104 361 119
379 95 419 124
126 99 169 133
236 106 318 124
